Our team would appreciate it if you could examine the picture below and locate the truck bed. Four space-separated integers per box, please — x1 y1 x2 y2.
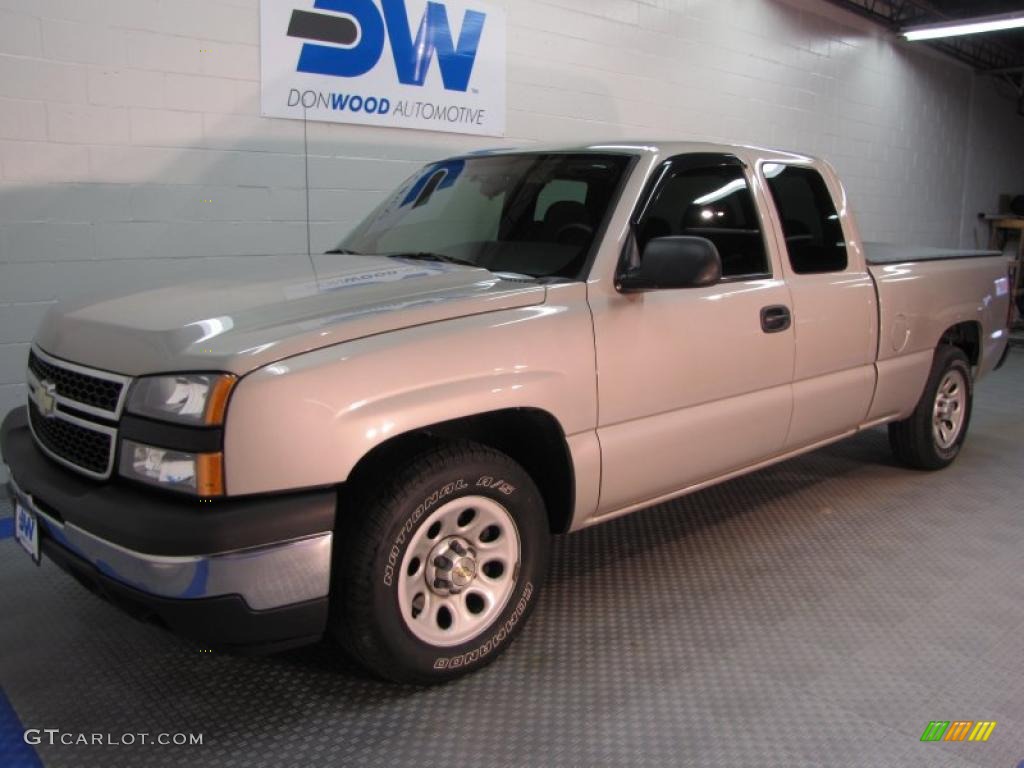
865 243 1002 265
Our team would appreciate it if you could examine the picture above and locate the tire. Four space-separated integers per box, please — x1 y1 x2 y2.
888 345 973 470
331 440 550 684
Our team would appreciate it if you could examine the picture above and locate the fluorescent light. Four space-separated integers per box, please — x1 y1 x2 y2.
903 11 1024 41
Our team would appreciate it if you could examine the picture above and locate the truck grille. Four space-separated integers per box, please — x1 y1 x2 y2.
28 350 124 413
29 402 113 476
26 347 130 480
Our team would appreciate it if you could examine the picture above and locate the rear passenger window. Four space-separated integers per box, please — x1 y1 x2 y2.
636 164 769 279
763 164 848 274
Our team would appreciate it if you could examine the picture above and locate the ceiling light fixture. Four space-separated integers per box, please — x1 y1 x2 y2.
902 11 1024 41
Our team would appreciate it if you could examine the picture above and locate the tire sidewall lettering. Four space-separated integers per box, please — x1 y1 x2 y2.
476 476 517 495
383 477 470 587
432 581 534 670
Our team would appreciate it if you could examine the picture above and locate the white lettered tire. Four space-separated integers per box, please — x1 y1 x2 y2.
331 440 550 684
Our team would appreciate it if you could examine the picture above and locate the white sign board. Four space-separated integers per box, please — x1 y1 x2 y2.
260 0 506 137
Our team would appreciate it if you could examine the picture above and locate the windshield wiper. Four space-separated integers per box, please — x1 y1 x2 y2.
384 252 479 268
323 247 362 255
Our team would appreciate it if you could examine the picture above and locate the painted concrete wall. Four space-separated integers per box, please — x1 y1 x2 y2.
1 0 1022 482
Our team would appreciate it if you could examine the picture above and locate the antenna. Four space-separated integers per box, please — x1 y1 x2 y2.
302 106 319 282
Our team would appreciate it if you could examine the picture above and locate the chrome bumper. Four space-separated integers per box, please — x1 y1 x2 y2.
7 476 332 611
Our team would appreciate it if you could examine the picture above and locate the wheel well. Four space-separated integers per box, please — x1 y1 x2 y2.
939 322 981 367
344 408 576 534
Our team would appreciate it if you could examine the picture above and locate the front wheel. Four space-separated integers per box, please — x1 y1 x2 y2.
889 345 973 470
331 440 550 684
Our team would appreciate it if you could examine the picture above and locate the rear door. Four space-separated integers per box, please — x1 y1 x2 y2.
758 162 877 448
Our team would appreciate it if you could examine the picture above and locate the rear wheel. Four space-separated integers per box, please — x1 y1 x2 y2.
889 345 973 470
331 440 549 684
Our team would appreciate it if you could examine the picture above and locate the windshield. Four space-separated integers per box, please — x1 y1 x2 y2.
338 153 632 279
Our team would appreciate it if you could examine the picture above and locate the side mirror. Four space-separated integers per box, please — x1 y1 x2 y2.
616 236 723 292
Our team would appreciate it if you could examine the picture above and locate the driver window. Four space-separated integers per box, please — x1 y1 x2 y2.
637 164 770 279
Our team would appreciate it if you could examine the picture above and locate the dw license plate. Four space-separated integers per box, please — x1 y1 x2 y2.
14 500 40 565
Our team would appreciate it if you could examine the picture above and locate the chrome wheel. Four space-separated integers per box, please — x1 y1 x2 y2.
932 369 967 450
398 495 520 646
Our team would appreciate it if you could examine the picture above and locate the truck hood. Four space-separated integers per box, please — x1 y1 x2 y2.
34 256 547 376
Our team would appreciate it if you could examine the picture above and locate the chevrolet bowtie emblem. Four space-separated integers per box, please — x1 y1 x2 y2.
36 380 58 418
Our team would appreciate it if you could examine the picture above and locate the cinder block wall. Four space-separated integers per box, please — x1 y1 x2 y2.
1 0 1022 482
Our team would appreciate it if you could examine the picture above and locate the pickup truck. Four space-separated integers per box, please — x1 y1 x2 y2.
2 141 1014 684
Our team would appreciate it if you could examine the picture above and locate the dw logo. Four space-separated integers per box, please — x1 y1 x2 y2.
287 0 486 92
17 509 35 541
260 0 504 135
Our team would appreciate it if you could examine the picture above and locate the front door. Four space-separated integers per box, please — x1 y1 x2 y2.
591 154 795 516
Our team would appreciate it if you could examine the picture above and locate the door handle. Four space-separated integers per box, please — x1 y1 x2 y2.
760 305 791 333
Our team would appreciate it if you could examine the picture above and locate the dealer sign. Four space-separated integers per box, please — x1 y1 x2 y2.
260 0 506 136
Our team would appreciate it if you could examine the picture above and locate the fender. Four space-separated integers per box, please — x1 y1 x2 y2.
867 256 1009 421
223 283 598 499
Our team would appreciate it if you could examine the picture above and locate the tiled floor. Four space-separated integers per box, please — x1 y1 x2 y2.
1 351 1022 767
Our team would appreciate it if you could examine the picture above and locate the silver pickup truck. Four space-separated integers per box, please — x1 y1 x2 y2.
2 141 1014 684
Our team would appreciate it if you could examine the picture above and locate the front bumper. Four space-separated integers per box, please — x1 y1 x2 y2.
2 406 336 651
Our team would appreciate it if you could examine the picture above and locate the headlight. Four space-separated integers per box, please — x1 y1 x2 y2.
119 440 224 496
126 374 236 425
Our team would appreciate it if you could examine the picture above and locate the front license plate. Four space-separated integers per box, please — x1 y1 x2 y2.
14 500 40 564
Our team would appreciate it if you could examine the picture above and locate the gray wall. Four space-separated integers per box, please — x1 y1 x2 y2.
1 0 1023 483
960 76 1024 250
